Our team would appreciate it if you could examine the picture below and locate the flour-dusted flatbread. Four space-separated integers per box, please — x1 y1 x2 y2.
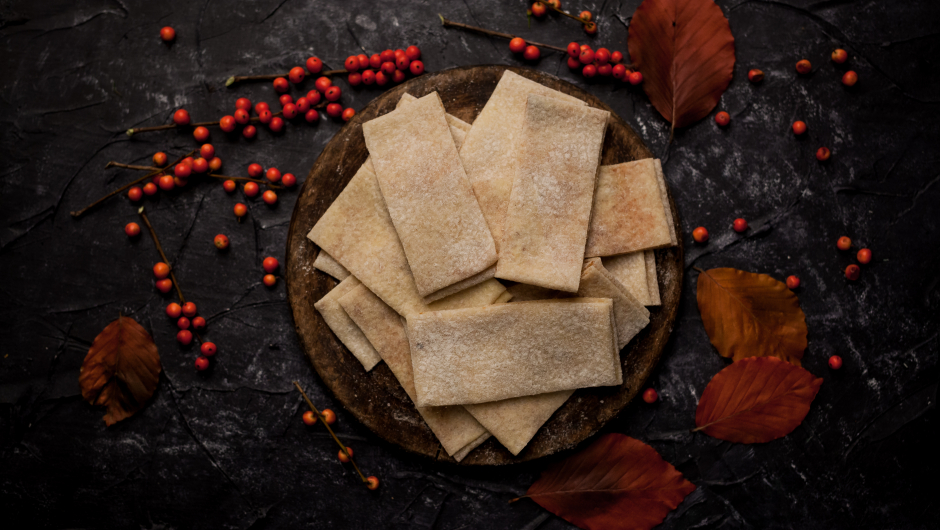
580 258 650 349
602 252 652 305
363 92 497 297
408 299 620 406
426 278 507 311
464 390 573 456
399 92 472 135
496 95 609 292
645 250 661 306
313 276 382 371
585 159 678 257
459 70 585 251
423 266 496 304
313 250 350 280
338 285 489 459
493 290 514 304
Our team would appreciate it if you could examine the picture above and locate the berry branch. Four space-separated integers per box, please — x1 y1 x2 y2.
226 70 346 87
71 150 196 218
138 206 186 304
126 112 284 137
439 15 568 53
103 162 279 188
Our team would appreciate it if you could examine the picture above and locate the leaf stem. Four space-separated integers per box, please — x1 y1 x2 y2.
439 14 568 53
692 267 705 273
293 381 368 484
225 69 346 87
138 206 186 304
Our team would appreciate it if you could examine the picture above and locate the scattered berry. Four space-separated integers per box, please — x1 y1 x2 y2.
326 103 343 118
263 257 280 273
845 264 860 281
857 248 872 264
816 147 831 161
262 190 278 205
160 26 176 42
200 144 215 159
192 316 206 330
747 69 764 83
195 356 210 371
342 107 355 122
531 2 547 17
201 342 217 357
306 57 323 74
223 179 236 193
265 167 281 183
155 279 173 293
273 77 289 93
128 186 143 202
841 71 858 87
214 234 229 249
610 51 623 64
242 125 257 139
733 218 748 232
693 226 709 243
234 203 248 218
158 175 176 191
786 275 800 289
582 64 597 78
314 76 332 94
248 163 263 177
580 10 592 22
289 66 305 84
715 111 730 127
302 411 317 426
143 182 158 196
831 48 848 64
263 274 277 287
828 355 843 370
153 152 168 167
584 21 597 35
405 45 421 60
282 103 297 119
795 59 812 74
321 409 337 424
837 236 851 251
193 126 210 141
366 476 380 490
628 71 643 85
281 173 296 187
792 120 807 135
523 45 540 61
567 42 580 58
153 262 170 280
409 60 424 76
338 447 354 463
305 109 320 123
177 317 190 330
642 388 658 403
244 182 259 198
166 303 182 319
191 157 208 174
125 222 141 237
235 98 252 111
173 109 190 126
325 86 342 102
182 301 197 318
579 48 594 65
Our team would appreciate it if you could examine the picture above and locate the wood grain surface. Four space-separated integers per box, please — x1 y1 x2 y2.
285 65 683 465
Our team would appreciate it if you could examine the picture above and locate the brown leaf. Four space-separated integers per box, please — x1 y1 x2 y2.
628 0 736 129
79 316 161 426
696 267 807 366
523 434 696 530
694 356 823 444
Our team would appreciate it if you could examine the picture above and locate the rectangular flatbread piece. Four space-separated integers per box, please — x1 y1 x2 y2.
644 250 661 306
496 94 609 292
601 252 652 305
313 250 350 280
464 390 572 456
363 92 497 297
313 276 382 371
408 299 620 406
580 258 650 349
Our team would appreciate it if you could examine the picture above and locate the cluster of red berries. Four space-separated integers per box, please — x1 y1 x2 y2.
125 146 223 199
340 46 424 88
272 60 355 123
165 301 216 370
568 42 641 84
529 1 597 34
262 256 279 287
301 409 379 489
793 49 857 86
836 236 871 281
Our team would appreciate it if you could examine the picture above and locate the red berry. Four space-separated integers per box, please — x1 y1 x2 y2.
302 411 317 426
837 236 851 251
325 86 342 102
222 180 236 193
295 97 310 113
628 71 644 85
792 120 807 135
642 388 658 403
580 44 592 52
279 94 293 107
199 144 215 159
173 109 190 126
366 476 380 490
201 342 217 357
842 71 858 87
282 103 298 119
219 115 237 133
338 447 354 463
845 264 861 281
265 167 281 183
594 48 610 65
326 103 343 118
247 163 263 177
153 152 168 166
305 109 320 123
191 158 208 174
143 182 158 196
348 72 362 86
244 182 259 198
263 256 279 273
235 98 252 111
177 317 190 330
160 26 175 42
125 222 141 237
195 356 210 371
321 409 337 424
567 56 581 69
795 59 812 74
392 69 406 84
375 71 389 86
176 329 193 346
155 279 173 293
582 64 597 78
786 275 800 289
263 274 277 287
174 163 191 178
173 176 187 188
597 64 612 76
128 186 143 202
409 60 424 76
369 53 382 69
289 66 305 84
612 64 627 80
344 55 359 73
610 51 623 64
715 111 730 126
158 175 175 191
342 107 355 122
268 116 284 133
748 69 764 83
693 226 709 243
191 316 205 330
153 262 170 279
523 45 540 61
306 56 323 74
258 109 273 124
209 157 222 172
166 303 182 318
831 48 848 64
242 125 257 139
254 102 270 114
314 76 332 94
281 173 296 187
380 49 395 63
405 45 421 60
583 21 597 35
733 218 747 232
380 61 396 75
182 302 197 318
361 69 376 85
856 248 872 264
214 234 229 249
567 42 580 58
234 203 248 218
579 48 594 65
262 190 277 205
828 355 843 370
509 37 527 54
531 2 546 17
395 55 411 71
580 10 592 22
816 147 831 161
194 126 210 141
273 77 289 93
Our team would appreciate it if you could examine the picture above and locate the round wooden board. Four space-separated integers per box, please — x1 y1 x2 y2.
286 65 683 465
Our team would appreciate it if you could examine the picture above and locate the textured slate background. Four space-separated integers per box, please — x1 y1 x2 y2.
1 0 938 528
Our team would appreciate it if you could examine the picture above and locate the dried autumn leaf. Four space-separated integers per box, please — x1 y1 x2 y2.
521 434 695 530
79 316 161 426
694 356 823 444
696 267 807 366
628 0 735 131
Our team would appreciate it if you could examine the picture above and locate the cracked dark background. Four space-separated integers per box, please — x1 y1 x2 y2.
1 0 938 528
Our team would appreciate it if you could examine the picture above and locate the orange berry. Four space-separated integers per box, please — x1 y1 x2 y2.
125 222 141 237
837 236 851 251
845 264 860 281
302 411 317 426
509 37 526 54
733 218 747 233
842 71 858 87
321 409 337 424
263 274 277 287
234 203 248 218
642 388 657 403
857 248 872 264
338 447 354 463
828 355 843 369
579 10 592 22
747 69 764 83
786 275 800 289
366 476 380 490
715 111 730 127
692 226 709 243
831 48 848 64
153 262 170 280
816 147 831 161
795 59 812 74
792 121 807 135
531 2 546 17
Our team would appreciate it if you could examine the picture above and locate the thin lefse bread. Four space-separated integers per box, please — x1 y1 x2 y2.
602 251 653 305
496 94 609 292
644 250 661 306
585 158 678 257
407 299 620 407
463 390 573 456
313 250 350 280
458 70 585 251
337 284 489 459
313 276 382 371
363 92 497 297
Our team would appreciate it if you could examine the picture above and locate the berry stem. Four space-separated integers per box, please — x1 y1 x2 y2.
70 150 196 218
439 14 568 53
138 206 186 304
225 69 346 87
540 1 590 24
102 163 280 188
207 173 282 188
126 112 283 136
292 381 368 484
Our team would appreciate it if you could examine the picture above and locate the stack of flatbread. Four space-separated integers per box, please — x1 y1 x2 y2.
307 71 677 461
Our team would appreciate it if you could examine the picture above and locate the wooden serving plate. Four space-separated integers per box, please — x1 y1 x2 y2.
286 65 683 465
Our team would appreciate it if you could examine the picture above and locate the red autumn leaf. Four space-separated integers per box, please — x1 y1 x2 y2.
521 434 695 530
628 0 735 130
696 267 807 366
694 356 823 444
79 316 161 426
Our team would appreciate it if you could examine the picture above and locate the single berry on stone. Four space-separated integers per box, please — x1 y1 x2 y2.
153 152 168 166
182 301 197 318
366 476 380 490
692 226 709 243
580 10 592 22
244 182 259 198
143 182 158 196
234 203 248 218
128 186 143 202
248 163 263 177
191 158 208 173
265 167 281 183
281 173 296 187
235 98 252 111
405 45 421 60
837 236 851 251
582 64 597 78
747 69 764 82
195 356 210 371
845 264 861 281
531 2 547 17
242 125 257 139
715 111 730 126
733 218 747 232
314 76 332 93
831 48 848 64
289 66 305 84
268 117 284 133
173 109 190 126
828 355 843 370
125 222 141 237
273 77 289 93
158 175 175 191
342 108 355 122
302 411 317 426
523 45 540 61
177 329 193 345
282 103 297 119
326 103 343 118
156 279 173 293
509 37 526 54
306 56 323 74
177 317 190 330
214 234 229 249
567 42 580 58
321 409 337 424
193 126 210 141
792 121 807 135
795 59 812 74
409 61 424 76
338 447 354 463
153 262 170 280
305 109 320 123
223 179 236 193
786 275 800 289
857 248 872 264
583 21 597 35
610 51 623 64
160 26 176 42
628 71 643 85
192 316 206 330
166 303 182 319
263 274 277 287
201 342 217 357
262 190 277 205
263 257 280 273
325 86 342 102
842 71 858 87
642 388 658 403
816 147 831 161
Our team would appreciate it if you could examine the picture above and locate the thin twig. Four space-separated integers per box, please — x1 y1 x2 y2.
439 14 568 53
70 150 195 218
126 112 283 137
138 206 186 304
225 69 346 87
206 174 281 188
103 163 278 188
540 1 590 24
293 381 368 484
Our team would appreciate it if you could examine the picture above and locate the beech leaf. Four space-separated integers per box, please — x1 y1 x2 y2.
522 434 696 530
628 0 735 130
694 356 823 444
79 316 161 426
696 267 807 366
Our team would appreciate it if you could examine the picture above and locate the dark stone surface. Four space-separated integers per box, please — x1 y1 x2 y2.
1 0 937 528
